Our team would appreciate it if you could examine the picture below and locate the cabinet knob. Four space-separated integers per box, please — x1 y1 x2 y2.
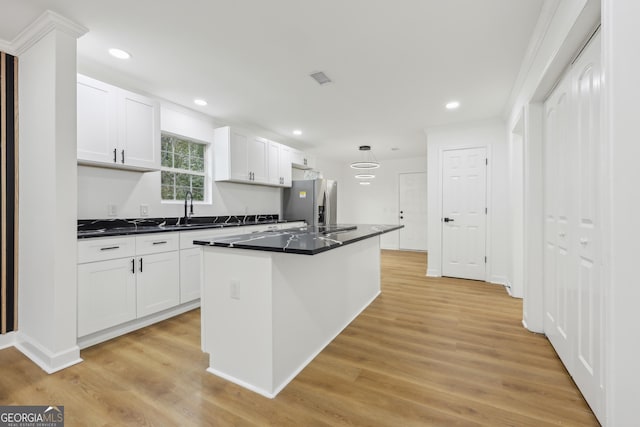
580 238 589 246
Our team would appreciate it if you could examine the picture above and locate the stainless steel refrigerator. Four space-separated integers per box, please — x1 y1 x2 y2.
282 179 337 226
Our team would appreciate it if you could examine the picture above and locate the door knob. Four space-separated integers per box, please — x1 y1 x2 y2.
443 217 454 223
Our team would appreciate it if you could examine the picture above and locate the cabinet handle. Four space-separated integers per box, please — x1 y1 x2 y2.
139 257 143 273
113 148 117 163
131 258 135 274
121 149 125 164
100 246 120 251
152 241 167 245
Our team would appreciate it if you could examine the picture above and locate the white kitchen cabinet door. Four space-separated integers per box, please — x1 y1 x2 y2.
77 258 137 337
279 144 292 187
229 129 250 181
136 251 180 317
248 136 269 183
179 248 201 303
77 75 118 164
118 88 160 170
77 74 160 171
267 141 281 185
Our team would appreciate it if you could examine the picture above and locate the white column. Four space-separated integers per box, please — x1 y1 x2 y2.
16 12 87 372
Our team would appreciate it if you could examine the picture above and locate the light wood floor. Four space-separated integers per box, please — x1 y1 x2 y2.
0 250 598 426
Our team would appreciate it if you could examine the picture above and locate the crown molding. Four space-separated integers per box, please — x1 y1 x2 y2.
12 10 88 56
0 39 13 55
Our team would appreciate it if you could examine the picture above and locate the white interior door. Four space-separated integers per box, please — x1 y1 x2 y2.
441 148 487 280
570 31 604 417
398 172 427 251
543 31 603 421
544 74 574 370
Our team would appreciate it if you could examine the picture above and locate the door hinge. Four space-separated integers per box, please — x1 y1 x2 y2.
485 158 488 165
484 256 487 263
485 207 487 214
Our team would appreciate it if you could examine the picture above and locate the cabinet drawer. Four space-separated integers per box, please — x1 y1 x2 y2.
136 232 179 255
78 236 135 264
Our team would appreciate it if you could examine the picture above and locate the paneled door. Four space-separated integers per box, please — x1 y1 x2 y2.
543 31 603 421
544 73 575 372
571 31 604 418
441 148 487 280
399 172 427 251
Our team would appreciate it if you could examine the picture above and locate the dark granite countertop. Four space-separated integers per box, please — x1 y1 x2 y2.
193 224 403 255
77 214 303 239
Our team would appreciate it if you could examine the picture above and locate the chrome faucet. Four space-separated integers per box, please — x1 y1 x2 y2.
184 191 194 224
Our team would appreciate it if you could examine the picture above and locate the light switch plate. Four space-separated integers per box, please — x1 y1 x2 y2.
140 204 149 217
107 204 117 217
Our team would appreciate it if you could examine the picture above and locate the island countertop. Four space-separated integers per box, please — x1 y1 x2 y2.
193 224 403 255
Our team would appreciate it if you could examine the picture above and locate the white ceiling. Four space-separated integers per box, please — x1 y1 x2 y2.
1 0 544 161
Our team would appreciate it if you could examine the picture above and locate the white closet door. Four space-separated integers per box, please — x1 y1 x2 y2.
543 31 604 422
544 74 575 371
571 32 604 417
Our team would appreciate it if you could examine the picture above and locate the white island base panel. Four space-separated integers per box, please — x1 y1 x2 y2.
201 236 381 398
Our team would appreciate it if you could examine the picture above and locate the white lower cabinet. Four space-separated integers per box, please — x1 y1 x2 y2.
179 248 201 303
77 257 137 337
77 233 180 340
77 224 307 345
136 251 180 317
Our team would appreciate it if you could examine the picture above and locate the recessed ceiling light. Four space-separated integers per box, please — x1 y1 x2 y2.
194 99 208 106
355 174 375 179
359 181 371 186
446 101 460 110
293 130 302 136
108 48 131 60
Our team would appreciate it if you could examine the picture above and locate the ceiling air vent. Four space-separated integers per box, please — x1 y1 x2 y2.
310 71 332 85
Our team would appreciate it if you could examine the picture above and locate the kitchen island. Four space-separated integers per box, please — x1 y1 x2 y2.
194 224 402 397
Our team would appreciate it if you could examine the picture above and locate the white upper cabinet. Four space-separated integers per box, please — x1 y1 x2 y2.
290 148 315 170
214 126 292 187
268 141 292 187
77 76 118 165
77 74 160 171
248 136 269 183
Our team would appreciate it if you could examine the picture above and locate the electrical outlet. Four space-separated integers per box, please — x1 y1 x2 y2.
230 279 240 300
107 204 117 217
140 204 149 217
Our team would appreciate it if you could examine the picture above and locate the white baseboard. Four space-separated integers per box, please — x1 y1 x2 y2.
206 367 276 398
489 275 508 286
0 331 17 350
77 299 200 349
426 268 441 277
15 332 82 374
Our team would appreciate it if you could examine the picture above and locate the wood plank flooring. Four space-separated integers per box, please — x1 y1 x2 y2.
0 250 599 426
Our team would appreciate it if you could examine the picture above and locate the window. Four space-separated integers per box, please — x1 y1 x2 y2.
161 133 207 202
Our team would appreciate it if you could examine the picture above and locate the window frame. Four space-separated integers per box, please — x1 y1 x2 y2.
160 131 211 205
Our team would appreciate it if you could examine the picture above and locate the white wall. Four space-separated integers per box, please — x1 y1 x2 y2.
603 1 640 424
331 156 427 250
78 102 281 219
18 23 84 372
425 119 509 284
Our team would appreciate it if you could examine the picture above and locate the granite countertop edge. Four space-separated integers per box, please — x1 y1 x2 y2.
195 224 404 255
77 217 302 239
